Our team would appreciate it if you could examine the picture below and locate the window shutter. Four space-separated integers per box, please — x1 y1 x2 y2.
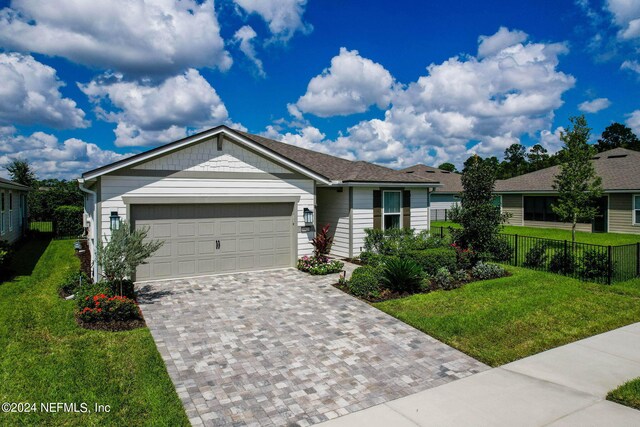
403 190 411 229
373 190 382 229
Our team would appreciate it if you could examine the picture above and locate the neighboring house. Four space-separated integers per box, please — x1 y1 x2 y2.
0 177 29 244
400 164 462 220
495 147 640 234
79 125 439 282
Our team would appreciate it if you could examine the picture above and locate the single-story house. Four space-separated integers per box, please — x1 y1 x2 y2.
0 177 29 244
495 147 640 234
79 125 440 281
399 164 462 220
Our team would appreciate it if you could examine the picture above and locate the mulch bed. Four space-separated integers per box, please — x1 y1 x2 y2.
332 282 414 303
76 317 146 332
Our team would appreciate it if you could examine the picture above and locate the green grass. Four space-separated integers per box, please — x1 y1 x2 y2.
431 221 640 246
374 267 640 367
0 239 189 426
608 377 640 410
28 221 53 233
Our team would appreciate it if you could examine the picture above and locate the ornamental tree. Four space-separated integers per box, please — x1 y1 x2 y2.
552 115 603 243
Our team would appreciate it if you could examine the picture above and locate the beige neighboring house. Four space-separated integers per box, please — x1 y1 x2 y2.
400 165 463 220
79 125 440 282
0 177 29 244
495 147 640 234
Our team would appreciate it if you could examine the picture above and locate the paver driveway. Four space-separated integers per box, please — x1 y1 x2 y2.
137 269 487 426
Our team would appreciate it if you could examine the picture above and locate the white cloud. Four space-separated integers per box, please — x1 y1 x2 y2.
275 28 575 169
294 48 397 117
607 0 640 39
578 97 612 113
233 0 312 42
234 25 266 77
0 52 87 129
0 128 127 180
627 110 640 135
478 27 528 58
80 69 229 147
622 59 640 73
0 0 232 76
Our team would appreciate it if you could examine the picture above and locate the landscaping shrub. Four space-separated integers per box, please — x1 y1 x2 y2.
381 257 423 293
358 251 390 268
75 281 113 310
363 228 447 256
431 267 455 290
581 249 611 281
59 270 91 296
471 262 506 280
0 240 11 277
348 266 381 299
523 243 548 268
452 269 470 283
112 279 136 299
297 256 344 275
363 228 386 254
53 205 84 237
490 237 513 262
407 248 457 276
549 250 577 275
311 224 334 258
77 294 141 323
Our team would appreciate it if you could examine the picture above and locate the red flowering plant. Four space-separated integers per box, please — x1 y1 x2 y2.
451 242 477 271
297 224 344 275
77 293 141 323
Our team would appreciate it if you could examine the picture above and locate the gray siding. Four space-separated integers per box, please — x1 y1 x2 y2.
609 193 640 234
502 194 523 226
316 187 350 258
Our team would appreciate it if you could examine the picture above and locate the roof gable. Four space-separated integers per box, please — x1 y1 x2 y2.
400 164 462 192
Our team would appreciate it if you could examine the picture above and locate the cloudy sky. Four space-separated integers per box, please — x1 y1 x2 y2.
0 0 638 179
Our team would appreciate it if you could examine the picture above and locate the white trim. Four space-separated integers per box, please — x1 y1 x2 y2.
325 182 441 188
382 190 402 230
8 191 12 232
83 128 331 184
633 194 640 226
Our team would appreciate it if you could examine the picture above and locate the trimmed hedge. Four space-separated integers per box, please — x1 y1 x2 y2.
53 205 84 237
407 248 457 276
348 266 381 299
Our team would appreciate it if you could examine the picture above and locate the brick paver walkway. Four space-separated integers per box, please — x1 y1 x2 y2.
138 269 487 426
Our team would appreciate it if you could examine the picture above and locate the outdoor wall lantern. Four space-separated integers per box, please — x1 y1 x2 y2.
303 208 314 224
110 211 121 230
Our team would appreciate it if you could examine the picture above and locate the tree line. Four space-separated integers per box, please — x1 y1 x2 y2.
438 121 639 180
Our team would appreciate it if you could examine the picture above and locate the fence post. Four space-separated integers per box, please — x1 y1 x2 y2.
445 210 447 221
637 242 640 277
440 226 443 239
607 245 612 285
514 234 518 266
564 240 567 262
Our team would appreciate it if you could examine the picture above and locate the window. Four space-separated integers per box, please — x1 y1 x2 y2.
383 190 401 230
492 195 502 209
0 191 4 235
634 195 640 225
524 196 560 222
8 192 12 231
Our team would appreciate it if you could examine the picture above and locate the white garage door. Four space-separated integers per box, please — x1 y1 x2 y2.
132 203 294 281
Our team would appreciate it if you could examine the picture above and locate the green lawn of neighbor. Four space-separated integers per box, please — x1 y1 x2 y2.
431 221 640 246
375 266 640 367
608 378 640 411
0 239 188 426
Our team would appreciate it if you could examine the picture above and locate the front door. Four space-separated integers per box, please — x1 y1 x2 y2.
592 196 608 233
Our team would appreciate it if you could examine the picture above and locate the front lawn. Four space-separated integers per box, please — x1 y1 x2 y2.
431 221 640 246
0 239 189 426
608 378 640 411
374 266 640 366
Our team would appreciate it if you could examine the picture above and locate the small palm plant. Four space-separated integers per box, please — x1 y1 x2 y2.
381 257 423 293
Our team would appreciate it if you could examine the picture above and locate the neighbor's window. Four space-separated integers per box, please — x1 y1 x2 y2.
634 195 640 225
383 190 401 230
523 196 560 222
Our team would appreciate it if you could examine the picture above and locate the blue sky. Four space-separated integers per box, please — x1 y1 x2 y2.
0 0 638 178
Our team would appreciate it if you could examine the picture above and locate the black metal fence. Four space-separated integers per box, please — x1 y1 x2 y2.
430 208 453 221
28 220 82 240
431 226 640 284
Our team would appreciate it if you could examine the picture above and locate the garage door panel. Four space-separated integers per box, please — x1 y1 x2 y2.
132 203 293 281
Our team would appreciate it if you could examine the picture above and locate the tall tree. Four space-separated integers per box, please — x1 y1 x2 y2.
502 143 527 178
552 116 603 242
594 122 640 152
437 162 457 172
5 158 37 187
527 144 550 172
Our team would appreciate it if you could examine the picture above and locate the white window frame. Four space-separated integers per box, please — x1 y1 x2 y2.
8 191 12 232
382 190 402 230
633 195 640 226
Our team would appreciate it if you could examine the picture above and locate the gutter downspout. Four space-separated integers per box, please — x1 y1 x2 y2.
78 178 99 280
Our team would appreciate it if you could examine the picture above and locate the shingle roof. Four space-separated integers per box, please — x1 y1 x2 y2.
235 130 438 184
399 164 463 193
495 147 640 192
0 176 30 190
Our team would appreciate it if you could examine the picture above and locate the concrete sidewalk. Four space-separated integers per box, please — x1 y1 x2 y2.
319 323 640 427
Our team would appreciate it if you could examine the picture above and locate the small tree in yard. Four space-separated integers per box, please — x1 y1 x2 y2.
552 116 603 243
450 155 510 256
97 222 163 295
